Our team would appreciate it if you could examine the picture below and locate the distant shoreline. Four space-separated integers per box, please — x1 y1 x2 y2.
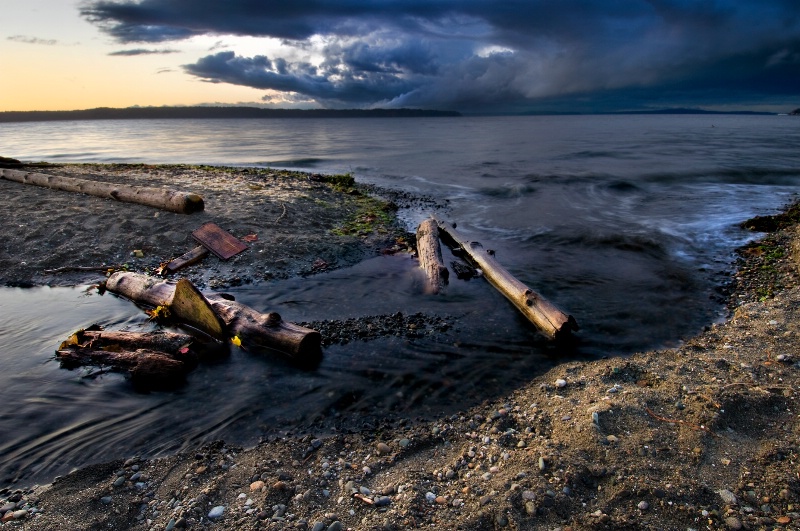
1 106 788 123
0 107 461 123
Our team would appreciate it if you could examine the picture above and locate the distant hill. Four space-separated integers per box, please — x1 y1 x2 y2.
790 108 800 116
612 108 775 116
0 106 461 123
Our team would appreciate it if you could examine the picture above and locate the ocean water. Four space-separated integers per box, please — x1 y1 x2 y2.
1 114 798 486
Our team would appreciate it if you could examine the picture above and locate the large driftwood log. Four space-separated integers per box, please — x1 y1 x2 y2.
416 218 449 294
434 217 578 340
105 272 322 363
0 168 204 214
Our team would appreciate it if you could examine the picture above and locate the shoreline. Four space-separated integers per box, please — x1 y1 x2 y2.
1 165 799 530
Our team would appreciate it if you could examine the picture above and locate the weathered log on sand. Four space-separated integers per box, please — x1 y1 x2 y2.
416 218 449 294
0 168 204 214
105 272 322 362
434 217 578 340
56 347 189 389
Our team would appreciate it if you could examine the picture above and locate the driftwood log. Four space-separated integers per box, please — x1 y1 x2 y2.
105 272 322 363
0 168 204 214
416 218 449 293
434 217 578 340
57 347 189 389
55 329 202 389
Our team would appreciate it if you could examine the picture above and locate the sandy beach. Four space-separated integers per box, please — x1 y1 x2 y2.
1 164 799 530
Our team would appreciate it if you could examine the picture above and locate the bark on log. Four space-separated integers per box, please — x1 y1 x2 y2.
0 168 204 214
434 217 578 340
56 347 189 389
67 328 224 362
105 272 322 363
416 218 449 294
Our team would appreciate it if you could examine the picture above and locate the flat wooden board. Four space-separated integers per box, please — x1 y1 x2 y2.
192 222 248 260
163 245 209 275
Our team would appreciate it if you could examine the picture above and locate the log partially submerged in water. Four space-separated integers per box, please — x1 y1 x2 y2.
416 218 449 294
434 217 578 340
57 347 189 389
105 272 322 363
0 168 204 214
56 328 198 389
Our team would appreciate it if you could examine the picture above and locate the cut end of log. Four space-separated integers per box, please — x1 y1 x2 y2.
182 194 205 214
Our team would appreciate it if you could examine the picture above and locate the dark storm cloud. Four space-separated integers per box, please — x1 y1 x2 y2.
82 0 800 111
108 48 180 56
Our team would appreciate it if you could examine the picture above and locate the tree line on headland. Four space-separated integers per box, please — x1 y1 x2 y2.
0 107 461 123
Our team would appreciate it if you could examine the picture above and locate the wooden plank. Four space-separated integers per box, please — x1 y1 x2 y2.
192 222 248 260
162 245 209 275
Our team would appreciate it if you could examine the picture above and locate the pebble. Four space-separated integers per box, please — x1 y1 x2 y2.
113 476 126 487
100 496 112 505
312 523 326 531
399 438 410 448
375 496 391 507
327 522 343 531
1 502 16 513
637 500 649 511
718 489 738 506
555 378 567 388
425 492 436 503
375 442 391 455
250 480 265 491
207 505 225 519
724 516 743 530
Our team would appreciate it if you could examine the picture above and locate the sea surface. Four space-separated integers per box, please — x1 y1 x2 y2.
1 114 798 486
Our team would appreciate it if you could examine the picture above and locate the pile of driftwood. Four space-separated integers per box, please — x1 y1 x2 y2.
56 274 322 389
415 217 578 341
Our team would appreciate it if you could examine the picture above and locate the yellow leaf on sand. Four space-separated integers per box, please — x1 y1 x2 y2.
231 336 242 348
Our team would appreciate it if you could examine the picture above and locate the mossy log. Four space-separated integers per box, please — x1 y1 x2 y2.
105 272 322 363
0 168 204 214
434 217 578 340
416 218 449 294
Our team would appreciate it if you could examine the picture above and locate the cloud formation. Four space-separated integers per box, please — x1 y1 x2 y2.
82 0 800 111
108 48 180 56
8 35 58 46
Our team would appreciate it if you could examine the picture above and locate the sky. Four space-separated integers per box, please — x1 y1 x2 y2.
2 0 799 114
